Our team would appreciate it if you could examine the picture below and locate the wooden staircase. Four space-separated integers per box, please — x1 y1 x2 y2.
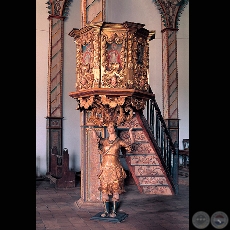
119 112 176 195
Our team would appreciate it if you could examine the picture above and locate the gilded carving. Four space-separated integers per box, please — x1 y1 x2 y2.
101 32 127 89
75 29 96 91
87 104 133 127
131 97 148 110
69 22 156 126
132 35 149 92
100 95 126 108
79 96 94 109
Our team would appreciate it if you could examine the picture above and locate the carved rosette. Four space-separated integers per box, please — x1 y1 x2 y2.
69 22 156 126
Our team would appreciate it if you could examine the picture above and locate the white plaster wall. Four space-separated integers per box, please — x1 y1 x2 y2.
62 0 82 172
36 0 49 176
177 4 189 149
36 0 189 176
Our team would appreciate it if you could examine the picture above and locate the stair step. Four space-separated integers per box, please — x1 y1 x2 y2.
120 113 176 195
128 154 160 165
120 130 148 142
142 185 173 195
132 142 156 154
138 176 168 186
134 165 165 176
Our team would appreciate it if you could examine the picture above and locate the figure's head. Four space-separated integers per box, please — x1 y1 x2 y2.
111 75 117 86
111 43 117 50
107 122 117 135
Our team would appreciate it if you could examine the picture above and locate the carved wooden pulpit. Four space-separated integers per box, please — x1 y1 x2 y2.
69 21 155 207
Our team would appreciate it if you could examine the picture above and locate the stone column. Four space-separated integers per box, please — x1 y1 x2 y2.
153 0 189 143
45 0 72 173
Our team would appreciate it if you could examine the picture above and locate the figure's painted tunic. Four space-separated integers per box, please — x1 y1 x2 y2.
97 137 132 195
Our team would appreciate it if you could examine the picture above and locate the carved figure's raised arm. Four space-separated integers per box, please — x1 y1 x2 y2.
128 127 135 144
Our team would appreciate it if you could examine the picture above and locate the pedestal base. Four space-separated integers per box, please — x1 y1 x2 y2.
90 212 128 223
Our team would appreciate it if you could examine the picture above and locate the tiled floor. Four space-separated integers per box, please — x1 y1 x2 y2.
36 170 189 230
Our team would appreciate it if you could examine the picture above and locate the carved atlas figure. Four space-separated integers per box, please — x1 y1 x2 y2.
90 122 134 218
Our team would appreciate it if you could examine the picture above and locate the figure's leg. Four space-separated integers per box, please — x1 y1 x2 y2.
101 193 110 217
110 192 119 217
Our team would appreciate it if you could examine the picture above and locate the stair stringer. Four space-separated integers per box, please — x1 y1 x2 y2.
119 113 175 195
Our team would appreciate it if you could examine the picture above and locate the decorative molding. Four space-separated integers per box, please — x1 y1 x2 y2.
153 0 189 29
46 0 73 18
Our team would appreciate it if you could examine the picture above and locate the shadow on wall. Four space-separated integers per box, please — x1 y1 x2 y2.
36 156 41 178
70 152 77 172
36 155 48 178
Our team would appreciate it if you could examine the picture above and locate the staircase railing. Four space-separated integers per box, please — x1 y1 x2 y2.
142 89 179 194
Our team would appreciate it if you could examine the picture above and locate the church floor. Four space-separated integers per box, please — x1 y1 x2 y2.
36 170 189 230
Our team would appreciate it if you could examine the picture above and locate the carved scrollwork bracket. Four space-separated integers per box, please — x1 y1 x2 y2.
70 89 152 126
76 95 133 126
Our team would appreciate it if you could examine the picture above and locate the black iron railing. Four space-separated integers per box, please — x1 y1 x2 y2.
142 93 179 194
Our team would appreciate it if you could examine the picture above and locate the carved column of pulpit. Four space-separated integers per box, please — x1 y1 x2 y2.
68 21 155 207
